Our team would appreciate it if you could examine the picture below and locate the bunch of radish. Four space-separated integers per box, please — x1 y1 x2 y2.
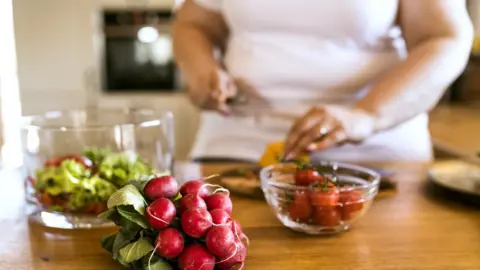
143 176 248 270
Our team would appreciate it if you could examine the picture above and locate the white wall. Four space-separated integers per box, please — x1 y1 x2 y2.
13 0 199 159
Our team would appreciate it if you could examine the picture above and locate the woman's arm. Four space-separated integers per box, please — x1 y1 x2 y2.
173 0 228 76
283 0 474 158
173 1 235 114
355 0 474 131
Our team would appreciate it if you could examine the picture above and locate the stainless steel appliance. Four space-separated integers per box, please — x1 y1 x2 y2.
102 10 182 92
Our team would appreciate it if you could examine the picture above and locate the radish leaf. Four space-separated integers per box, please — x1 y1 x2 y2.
107 184 146 214
129 180 149 193
98 208 117 220
144 257 173 270
100 232 117 253
112 233 131 258
119 238 153 263
117 205 149 229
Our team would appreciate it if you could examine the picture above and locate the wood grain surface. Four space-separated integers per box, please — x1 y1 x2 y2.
0 163 479 270
430 105 480 159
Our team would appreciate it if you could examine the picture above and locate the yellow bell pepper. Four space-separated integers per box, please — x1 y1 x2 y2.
472 37 480 54
259 141 310 167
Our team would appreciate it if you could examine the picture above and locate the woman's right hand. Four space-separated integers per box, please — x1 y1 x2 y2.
187 66 237 115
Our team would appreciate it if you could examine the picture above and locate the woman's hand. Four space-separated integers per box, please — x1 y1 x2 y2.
187 66 237 115
283 106 377 160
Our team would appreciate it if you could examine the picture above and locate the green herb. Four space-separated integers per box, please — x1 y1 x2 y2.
107 184 146 215
119 238 154 263
117 205 149 229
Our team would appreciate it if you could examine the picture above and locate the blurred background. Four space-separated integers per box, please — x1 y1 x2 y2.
0 0 479 165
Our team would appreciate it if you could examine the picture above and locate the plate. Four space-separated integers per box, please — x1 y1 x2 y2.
428 160 480 196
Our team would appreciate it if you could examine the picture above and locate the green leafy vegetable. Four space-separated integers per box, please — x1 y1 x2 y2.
129 180 150 193
119 238 154 263
118 220 143 240
112 233 132 259
100 232 118 253
83 147 111 166
143 257 173 270
98 152 152 186
117 205 149 229
98 208 118 221
107 184 146 214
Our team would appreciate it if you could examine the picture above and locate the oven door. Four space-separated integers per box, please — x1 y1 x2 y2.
103 24 179 92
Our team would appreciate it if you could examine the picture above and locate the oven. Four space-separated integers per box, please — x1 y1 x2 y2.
102 10 183 92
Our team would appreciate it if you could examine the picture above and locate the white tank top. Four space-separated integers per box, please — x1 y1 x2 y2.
189 0 432 162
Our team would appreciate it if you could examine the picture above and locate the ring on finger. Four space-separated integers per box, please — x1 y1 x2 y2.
316 117 337 138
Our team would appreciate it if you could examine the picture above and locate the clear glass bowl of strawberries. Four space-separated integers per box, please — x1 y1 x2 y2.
260 161 380 235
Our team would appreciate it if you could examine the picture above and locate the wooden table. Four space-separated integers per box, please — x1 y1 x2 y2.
429 105 480 159
1 163 479 270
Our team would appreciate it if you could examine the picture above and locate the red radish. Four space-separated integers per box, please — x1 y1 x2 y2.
144 175 179 200
180 180 209 198
179 194 207 215
178 244 215 270
146 198 176 230
205 193 233 214
205 226 236 257
210 209 231 225
181 208 213 238
155 228 184 259
216 239 247 270
229 219 243 235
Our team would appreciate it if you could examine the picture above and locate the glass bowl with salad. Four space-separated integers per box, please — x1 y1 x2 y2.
260 161 380 235
21 108 174 229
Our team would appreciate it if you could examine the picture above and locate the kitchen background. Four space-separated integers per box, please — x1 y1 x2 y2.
1 0 480 164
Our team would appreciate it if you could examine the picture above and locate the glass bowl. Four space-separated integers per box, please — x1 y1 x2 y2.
260 162 380 235
21 108 174 229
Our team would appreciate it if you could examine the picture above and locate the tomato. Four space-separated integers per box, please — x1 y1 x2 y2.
84 204 97 214
27 176 36 186
294 169 322 186
94 203 107 214
310 187 339 208
288 190 312 222
52 195 68 207
312 208 342 227
39 193 54 207
44 157 63 167
339 189 363 220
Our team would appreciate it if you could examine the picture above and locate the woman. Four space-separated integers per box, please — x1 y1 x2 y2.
173 0 473 163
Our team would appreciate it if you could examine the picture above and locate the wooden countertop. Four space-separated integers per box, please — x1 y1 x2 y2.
430 105 480 159
1 163 479 270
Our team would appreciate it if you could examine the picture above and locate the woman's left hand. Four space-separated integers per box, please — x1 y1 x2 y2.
283 106 377 160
